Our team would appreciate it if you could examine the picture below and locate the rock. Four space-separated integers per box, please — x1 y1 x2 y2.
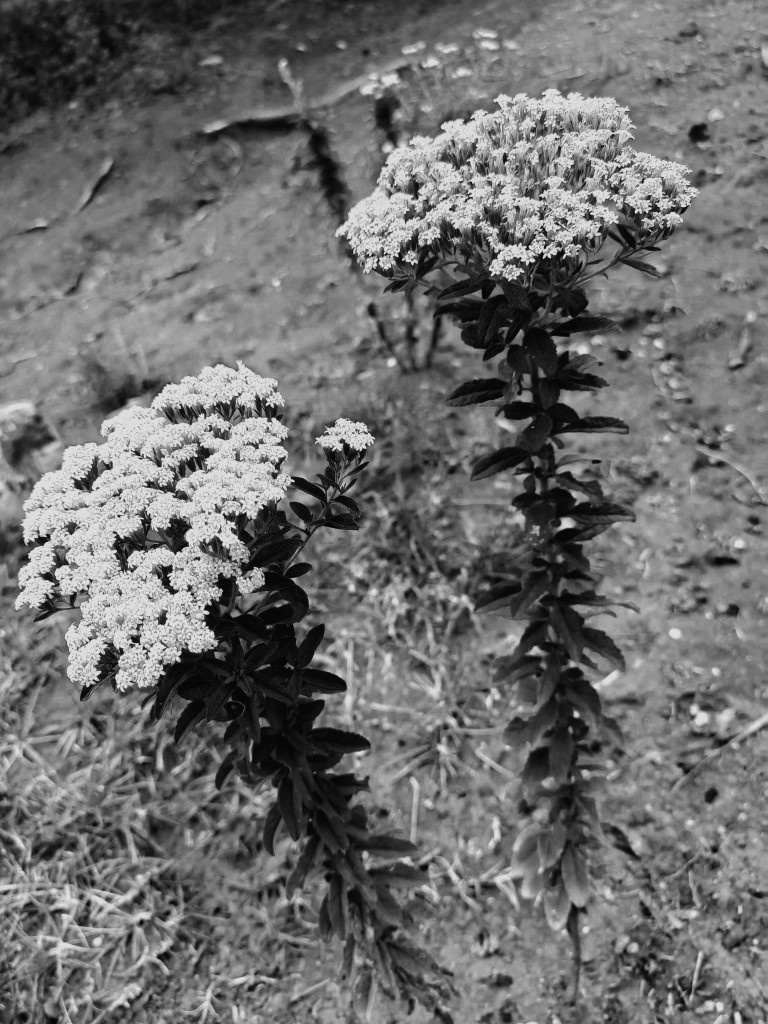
0 401 60 482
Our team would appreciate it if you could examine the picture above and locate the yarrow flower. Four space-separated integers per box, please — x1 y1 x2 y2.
15 363 294 692
316 419 375 454
338 90 697 284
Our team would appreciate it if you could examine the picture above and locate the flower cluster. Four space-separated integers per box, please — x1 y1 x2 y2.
16 363 369 693
339 90 697 283
316 418 375 454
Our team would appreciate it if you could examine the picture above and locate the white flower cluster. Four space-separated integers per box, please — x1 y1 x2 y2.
16 363 292 692
316 419 375 454
338 90 697 283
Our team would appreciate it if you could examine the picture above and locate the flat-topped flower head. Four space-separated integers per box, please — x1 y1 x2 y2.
339 90 697 285
16 363 293 692
153 361 284 420
317 419 375 455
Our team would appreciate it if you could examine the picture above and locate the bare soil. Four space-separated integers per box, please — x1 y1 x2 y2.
1 0 767 1022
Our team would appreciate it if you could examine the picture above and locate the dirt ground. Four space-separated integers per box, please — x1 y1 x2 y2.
2 0 768 1022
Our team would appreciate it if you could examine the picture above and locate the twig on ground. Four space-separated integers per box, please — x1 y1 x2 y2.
71 157 114 217
689 950 704 1001
693 444 768 505
409 776 421 845
671 710 768 791
288 978 331 1006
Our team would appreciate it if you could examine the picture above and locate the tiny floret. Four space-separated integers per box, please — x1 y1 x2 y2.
317 419 375 454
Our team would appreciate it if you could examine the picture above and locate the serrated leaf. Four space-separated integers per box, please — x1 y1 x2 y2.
557 416 630 435
524 327 559 375
581 627 626 671
446 378 507 407
551 315 622 336
548 726 576 784
499 278 532 310
570 501 635 525
622 256 662 277
311 727 371 754
518 413 553 453
301 668 347 694
471 446 529 480
505 344 530 373
438 273 489 300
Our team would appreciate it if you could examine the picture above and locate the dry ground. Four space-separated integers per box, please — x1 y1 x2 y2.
1 0 767 1022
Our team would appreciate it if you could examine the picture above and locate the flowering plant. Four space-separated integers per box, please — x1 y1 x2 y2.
16 362 449 1009
341 90 697 988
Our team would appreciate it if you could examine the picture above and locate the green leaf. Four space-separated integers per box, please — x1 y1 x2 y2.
311 727 371 754
286 835 322 896
581 627 626 671
476 294 508 343
289 501 314 524
475 581 522 614
555 288 588 316
323 513 360 531
291 476 326 501
214 750 237 791
358 834 418 859
435 297 483 322
518 413 553 453
446 378 507 407
471 446 529 480
285 561 312 578
205 681 237 722
173 700 206 744
493 652 541 685
262 800 283 855
570 501 635 525
501 400 538 419
278 776 303 841
556 416 629 435
523 327 559 376
369 863 425 889
543 879 571 931
539 379 561 408
505 344 530 373
327 874 349 938
548 726 575 784
252 537 304 567
622 256 662 277
301 668 347 694
499 279 532 310
551 315 622 336
550 602 584 661
314 810 349 854
437 272 489 300
297 624 325 669
561 845 590 907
